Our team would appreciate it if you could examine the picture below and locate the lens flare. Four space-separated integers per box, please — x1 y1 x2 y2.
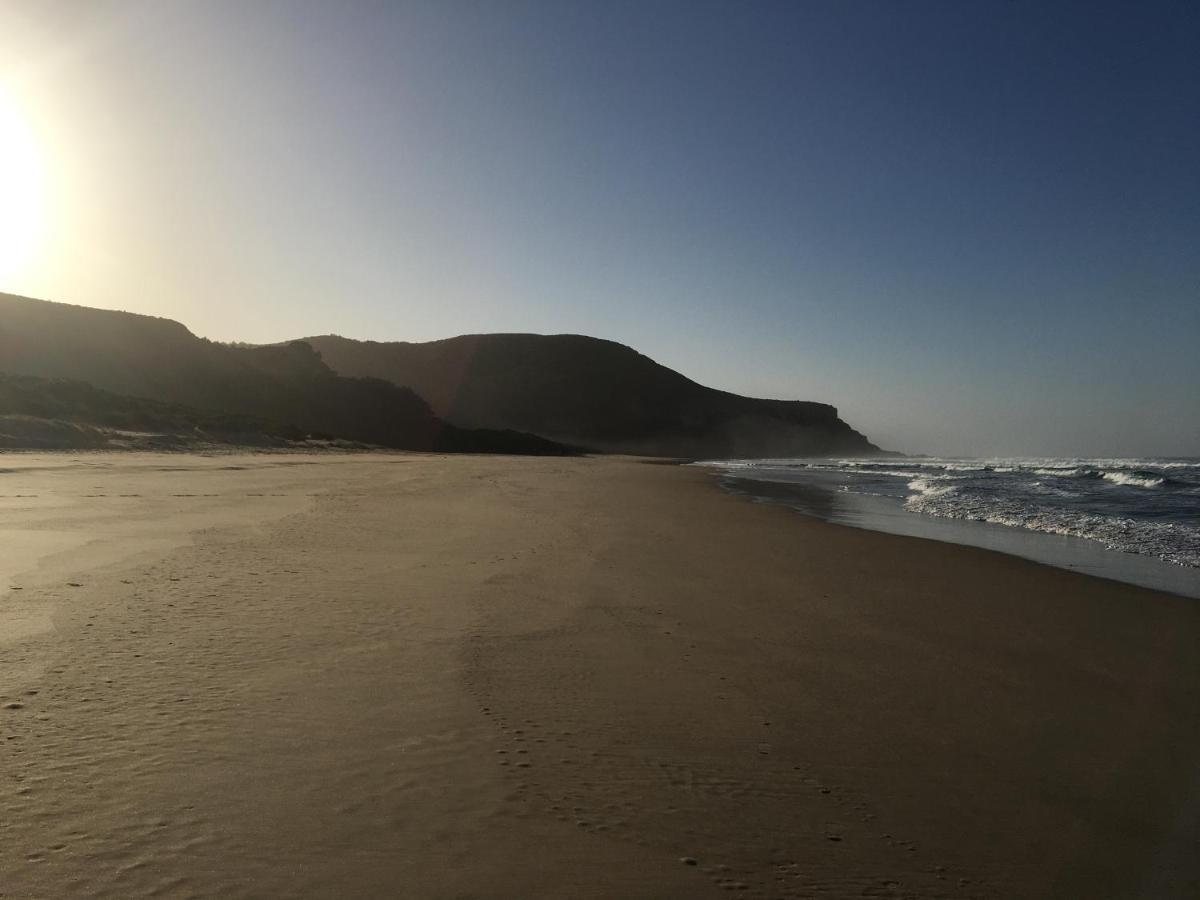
0 86 48 282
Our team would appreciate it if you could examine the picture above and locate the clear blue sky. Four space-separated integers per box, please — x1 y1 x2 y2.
2 0 1197 456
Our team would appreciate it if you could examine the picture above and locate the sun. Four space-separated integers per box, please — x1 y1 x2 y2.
0 87 48 282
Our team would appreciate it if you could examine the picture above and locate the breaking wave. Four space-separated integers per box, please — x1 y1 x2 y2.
700 456 1200 569
1100 471 1165 488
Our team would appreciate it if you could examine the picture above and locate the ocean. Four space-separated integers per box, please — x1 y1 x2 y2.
697 457 1200 599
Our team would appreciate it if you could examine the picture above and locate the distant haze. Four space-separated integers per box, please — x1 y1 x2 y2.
1 1 1196 457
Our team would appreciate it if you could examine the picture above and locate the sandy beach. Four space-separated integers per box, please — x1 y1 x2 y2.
2 452 1197 899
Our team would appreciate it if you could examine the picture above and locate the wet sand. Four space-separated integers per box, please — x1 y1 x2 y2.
2 452 1198 899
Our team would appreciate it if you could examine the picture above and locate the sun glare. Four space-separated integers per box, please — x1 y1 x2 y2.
0 86 48 282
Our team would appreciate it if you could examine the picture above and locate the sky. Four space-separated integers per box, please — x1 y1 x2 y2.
0 0 1197 456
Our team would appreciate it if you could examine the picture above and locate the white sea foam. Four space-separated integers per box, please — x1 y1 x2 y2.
701 455 1200 569
1101 471 1165 488
902 471 1197 567
906 476 958 498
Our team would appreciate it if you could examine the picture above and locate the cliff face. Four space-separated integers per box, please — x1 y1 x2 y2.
305 333 880 458
0 293 569 454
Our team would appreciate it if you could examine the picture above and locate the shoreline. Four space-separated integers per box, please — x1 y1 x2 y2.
711 468 1200 600
3 452 1199 898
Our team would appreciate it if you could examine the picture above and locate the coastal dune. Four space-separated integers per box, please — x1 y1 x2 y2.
2 453 1197 899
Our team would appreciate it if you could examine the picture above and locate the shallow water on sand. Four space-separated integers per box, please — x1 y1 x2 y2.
700 457 1200 599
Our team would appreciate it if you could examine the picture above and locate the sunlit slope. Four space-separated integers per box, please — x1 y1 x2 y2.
306 333 880 458
0 293 569 454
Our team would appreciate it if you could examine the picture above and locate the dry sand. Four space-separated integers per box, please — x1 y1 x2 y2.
1 452 1198 899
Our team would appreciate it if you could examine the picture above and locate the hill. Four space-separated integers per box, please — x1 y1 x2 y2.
304 333 880 458
0 293 570 454
0 373 315 449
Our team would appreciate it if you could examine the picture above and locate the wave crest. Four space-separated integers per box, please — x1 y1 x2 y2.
907 477 957 498
1101 471 1165 488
